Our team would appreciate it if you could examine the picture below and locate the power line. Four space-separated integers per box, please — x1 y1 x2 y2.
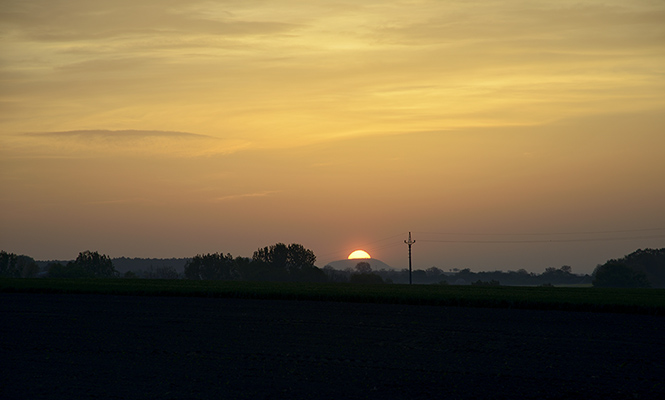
359 232 409 246
414 227 665 237
418 234 665 244
319 228 665 263
364 241 404 252
317 232 407 259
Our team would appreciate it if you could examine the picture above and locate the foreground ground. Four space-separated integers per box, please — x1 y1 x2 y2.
1 293 664 399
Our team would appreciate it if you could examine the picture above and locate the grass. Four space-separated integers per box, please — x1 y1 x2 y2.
2 278 664 315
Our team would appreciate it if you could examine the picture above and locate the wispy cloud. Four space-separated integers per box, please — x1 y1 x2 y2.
0 1 299 42
214 190 280 202
83 197 156 206
15 129 250 158
25 129 210 140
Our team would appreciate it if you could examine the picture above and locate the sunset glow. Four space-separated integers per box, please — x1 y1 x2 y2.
1 1 664 273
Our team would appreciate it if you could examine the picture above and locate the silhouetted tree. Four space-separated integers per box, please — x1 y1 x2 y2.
354 261 372 274
613 248 665 288
592 261 650 288
426 267 443 278
0 251 18 277
457 268 472 278
73 251 117 278
539 265 577 285
253 243 316 272
350 261 384 284
285 243 317 273
0 251 39 278
323 265 348 283
21 258 40 278
252 243 317 280
185 253 238 280
111 257 188 276
234 256 254 280
1 251 20 278
292 265 328 282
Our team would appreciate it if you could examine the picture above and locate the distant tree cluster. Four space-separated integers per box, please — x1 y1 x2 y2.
184 253 239 280
348 261 384 284
321 264 592 286
592 261 649 288
592 248 665 288
112 257 187 279
2 250 118 279
3 247 663 288
0 251 39 278
47 251 118 278
183 243 326 283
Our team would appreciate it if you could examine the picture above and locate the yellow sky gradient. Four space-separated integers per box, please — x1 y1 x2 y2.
1 0 664 272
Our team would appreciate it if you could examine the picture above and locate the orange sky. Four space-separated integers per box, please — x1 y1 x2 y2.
1 0 664 273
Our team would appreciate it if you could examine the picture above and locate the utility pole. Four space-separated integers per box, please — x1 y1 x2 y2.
404 232 415 284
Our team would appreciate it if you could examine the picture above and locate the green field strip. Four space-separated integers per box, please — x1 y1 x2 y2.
2 278 664 315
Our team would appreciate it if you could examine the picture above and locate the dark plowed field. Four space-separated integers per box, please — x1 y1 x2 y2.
2 293 664 399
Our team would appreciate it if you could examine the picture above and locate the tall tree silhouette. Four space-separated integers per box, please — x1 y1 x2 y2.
74 251 116 278
252 243 316 274
184 253 238 280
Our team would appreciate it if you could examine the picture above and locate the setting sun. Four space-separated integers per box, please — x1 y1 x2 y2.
348 250 371 260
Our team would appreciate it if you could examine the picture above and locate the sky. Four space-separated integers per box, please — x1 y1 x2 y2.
1 0 664 274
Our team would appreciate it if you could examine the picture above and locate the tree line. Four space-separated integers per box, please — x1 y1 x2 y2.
323 263 591 286
183 243 326 282
591 248 665 288
0 243 327 283
342 248 665 288
2 247 664 288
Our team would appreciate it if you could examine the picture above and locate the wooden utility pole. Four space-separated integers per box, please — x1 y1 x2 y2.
404 232 415 284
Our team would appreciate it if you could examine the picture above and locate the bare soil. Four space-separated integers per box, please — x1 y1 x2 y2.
1 293 664 399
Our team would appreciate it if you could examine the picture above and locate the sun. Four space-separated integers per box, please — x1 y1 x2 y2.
348 250 371 259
